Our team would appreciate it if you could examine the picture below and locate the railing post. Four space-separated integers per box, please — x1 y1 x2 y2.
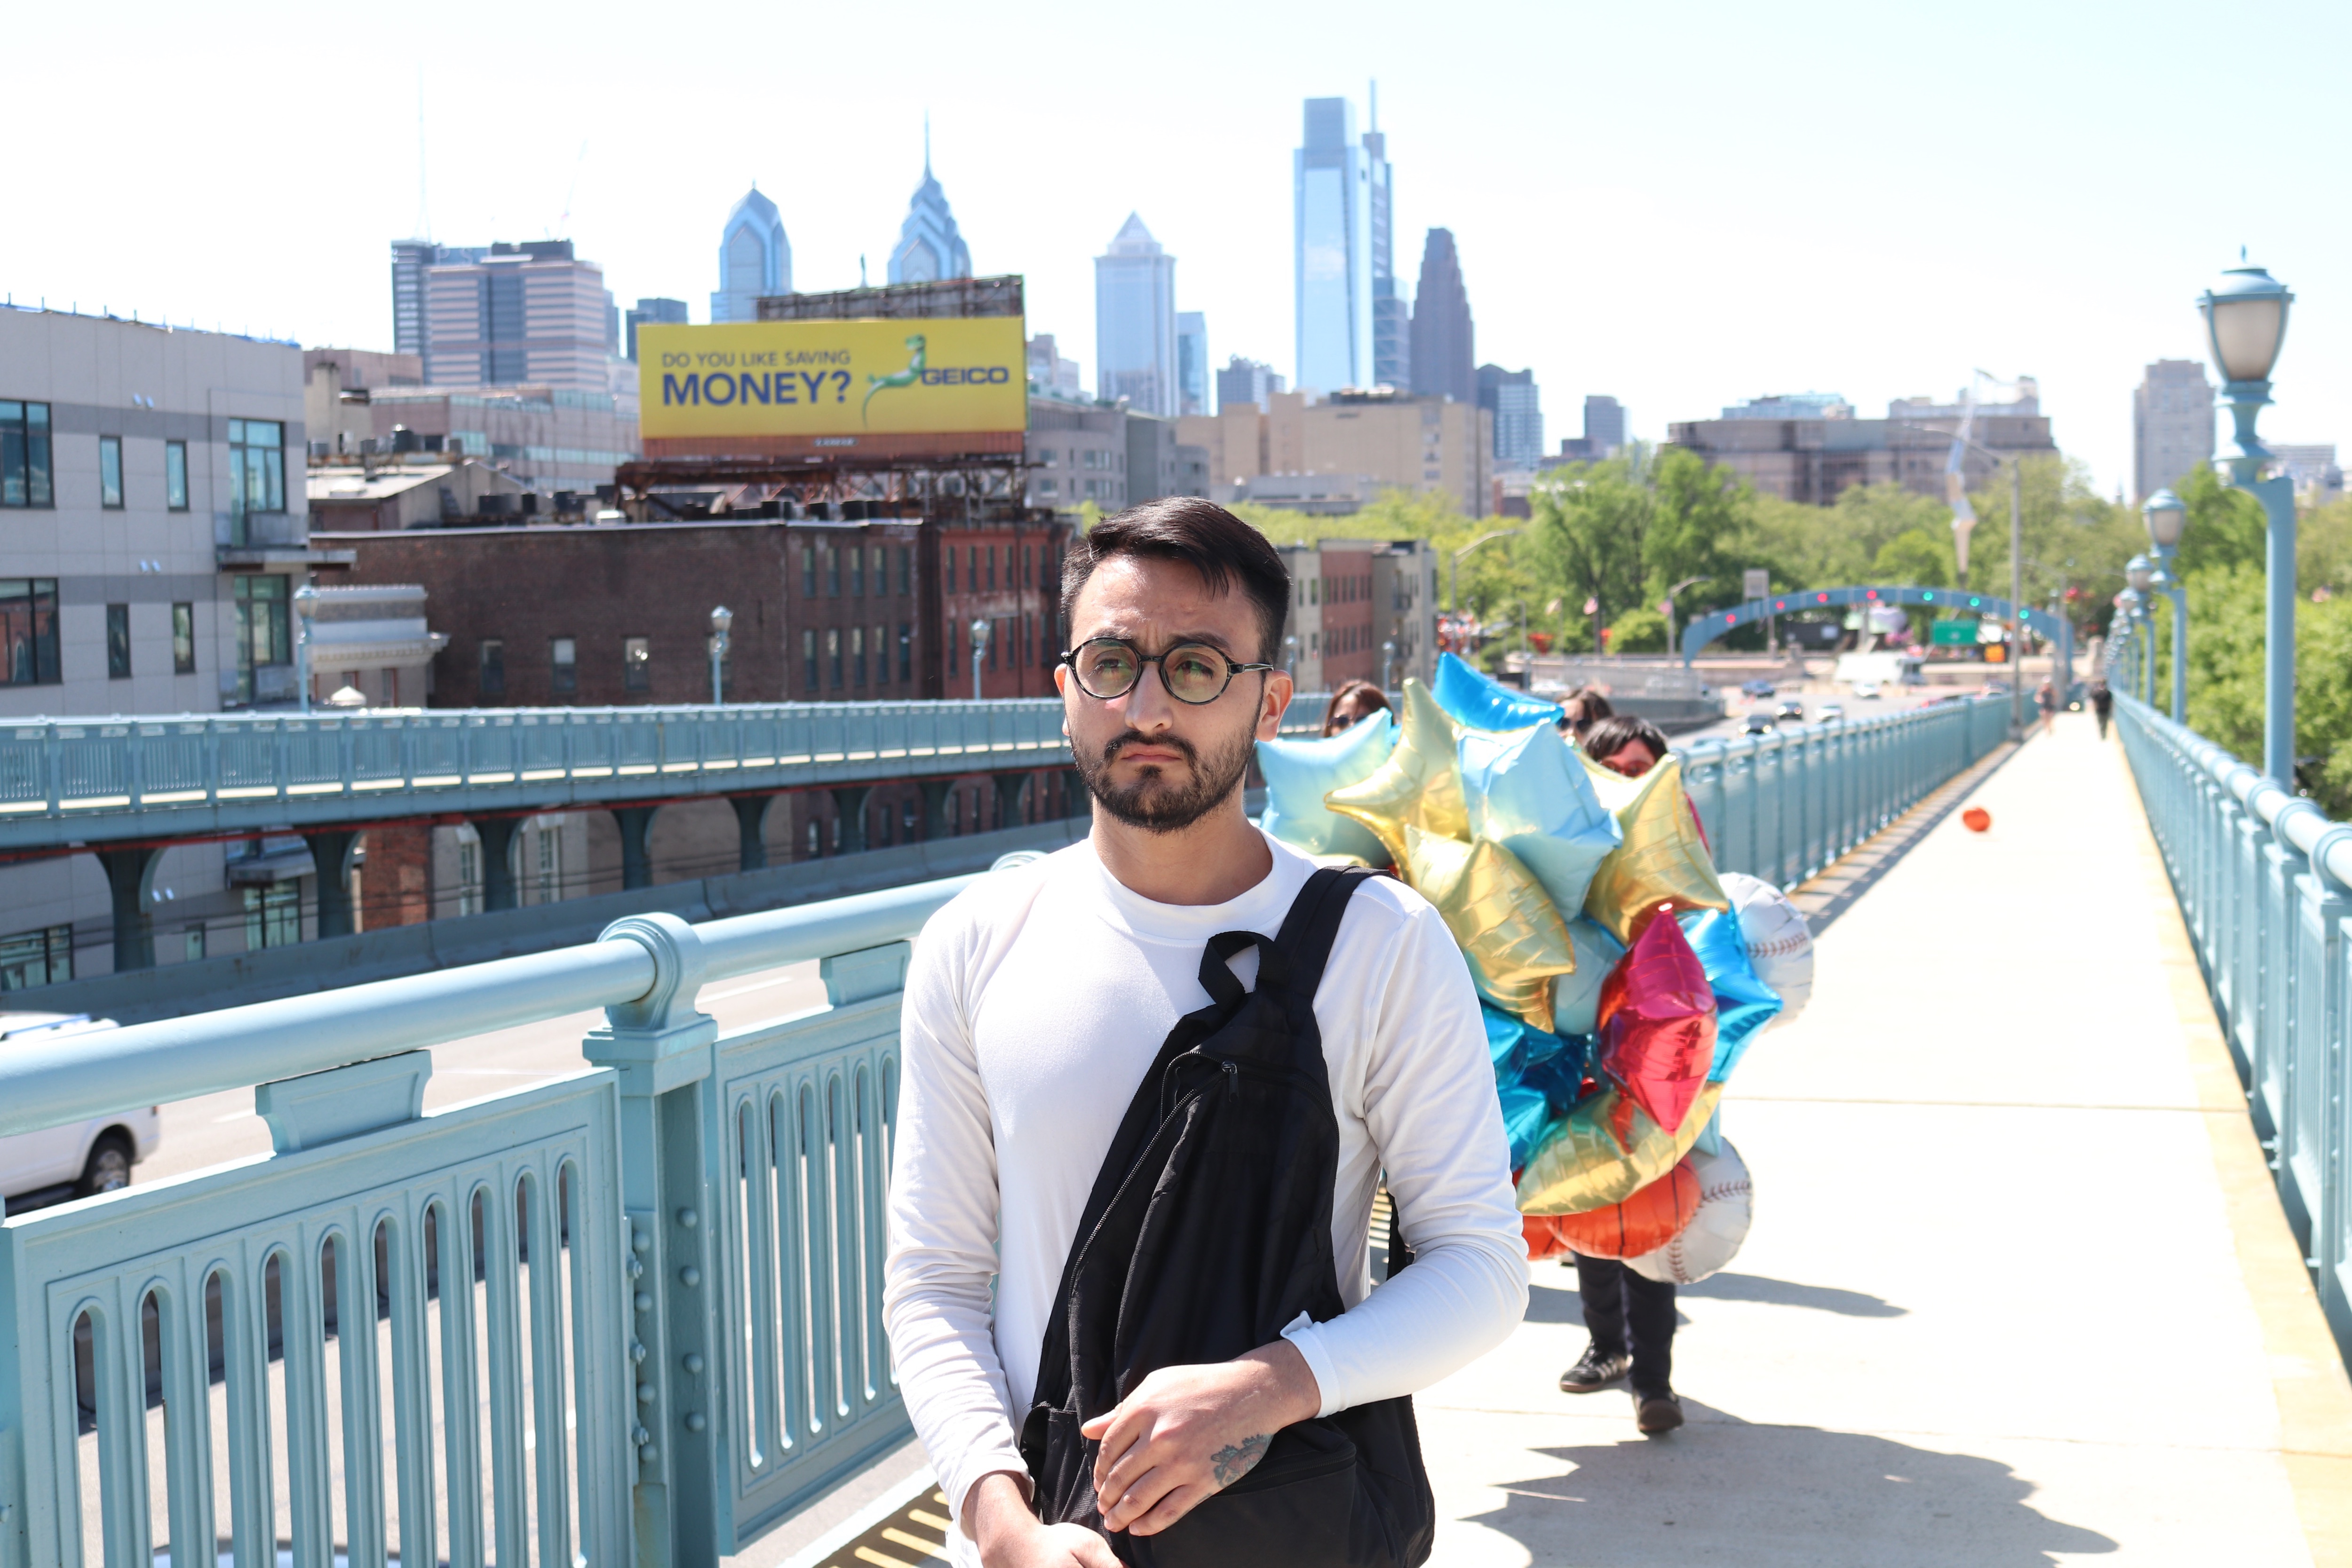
583 912 723 1568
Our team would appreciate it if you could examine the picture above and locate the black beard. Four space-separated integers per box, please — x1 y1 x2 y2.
1075 725 1257 835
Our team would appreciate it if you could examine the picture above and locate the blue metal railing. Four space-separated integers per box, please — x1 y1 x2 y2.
2117 696 2351 1367
0 695 2015 1568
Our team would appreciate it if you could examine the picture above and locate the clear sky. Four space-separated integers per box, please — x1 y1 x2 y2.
12 0 2347 498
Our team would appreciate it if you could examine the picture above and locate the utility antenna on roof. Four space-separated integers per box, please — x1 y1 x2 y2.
1370 79 1378 131
414 66 430 239
923 111 932 175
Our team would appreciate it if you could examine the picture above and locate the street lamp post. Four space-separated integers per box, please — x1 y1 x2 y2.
1449 528 1522 613
1897 422 2028 737
1660 575 1706 661
293 583 318 714
2198 261 2296 785
2123 558 2155 705
969 617 992 701
707 605 733 705
2143 488 2188 722
1380 638 1397 693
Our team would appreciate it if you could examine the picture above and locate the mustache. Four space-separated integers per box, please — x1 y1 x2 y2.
1101 730 1198 767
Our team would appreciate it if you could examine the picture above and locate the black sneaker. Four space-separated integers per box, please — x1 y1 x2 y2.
1636 1392 1685 1434
1559 1345 1631 1393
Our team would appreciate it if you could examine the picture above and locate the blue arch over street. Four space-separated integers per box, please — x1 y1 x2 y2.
1679 584 2074 672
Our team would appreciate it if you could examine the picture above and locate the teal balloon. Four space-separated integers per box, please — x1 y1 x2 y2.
1484 1003 1593 1170
1432 651 1563 732
1459 719 1622 916
1256 711 1396 859
1549 916 1627 1037
1679 907 1783 1081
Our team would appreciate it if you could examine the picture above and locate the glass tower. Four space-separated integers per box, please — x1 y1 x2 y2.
1295 97 1372 396
712 186 791 324
1095 214 1178 414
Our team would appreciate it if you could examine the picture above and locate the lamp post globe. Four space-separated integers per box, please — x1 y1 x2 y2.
2125 555 2153 593
707 604 732 705
2199 263 2292 388
2142 488 2187 551
293 583 319 713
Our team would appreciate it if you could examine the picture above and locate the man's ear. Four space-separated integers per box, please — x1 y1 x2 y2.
1257 672 1294 741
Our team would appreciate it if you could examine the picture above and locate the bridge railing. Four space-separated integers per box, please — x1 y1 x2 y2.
0 694 2014 1568
2116 696 2352 1366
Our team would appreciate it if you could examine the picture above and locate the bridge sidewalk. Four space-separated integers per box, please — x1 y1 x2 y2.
1414 710 2352 1566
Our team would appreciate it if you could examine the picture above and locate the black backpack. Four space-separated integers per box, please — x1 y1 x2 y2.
1018 867 1437 1568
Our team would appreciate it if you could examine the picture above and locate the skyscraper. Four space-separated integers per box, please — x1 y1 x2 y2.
1478 365 1543 469
1176 312 1210 416
2134 358 2214 502
1094 214 1178 414
1583 396 1626 457
625 298 689 362
1365 88 1408 391
888 133 972 285
418 240 613 392
711 186 791 324
1409 229 1474 405
1216 356 1284 412
1295 97 1372 395
392 240 486 358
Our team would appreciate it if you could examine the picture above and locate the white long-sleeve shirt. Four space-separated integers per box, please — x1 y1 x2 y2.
882 831 1529 1548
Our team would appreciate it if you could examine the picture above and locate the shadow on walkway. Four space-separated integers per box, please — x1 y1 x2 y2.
1526 1273 1905 1327
1466 1417 2119 1567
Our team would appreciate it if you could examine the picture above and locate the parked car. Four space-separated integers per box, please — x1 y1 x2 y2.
1740 678 1777 699
1851 680 1883 700
0 1014 158 1204
1817 702 1846 721
1775 699 1806 723
1741 710 1777 735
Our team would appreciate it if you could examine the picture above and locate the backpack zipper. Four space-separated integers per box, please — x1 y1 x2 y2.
1223 1060 1239 1097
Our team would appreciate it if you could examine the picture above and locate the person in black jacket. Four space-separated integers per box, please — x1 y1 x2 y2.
2091 681 2114 739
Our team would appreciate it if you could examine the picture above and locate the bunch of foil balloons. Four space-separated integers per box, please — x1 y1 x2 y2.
1257 653 1815 1281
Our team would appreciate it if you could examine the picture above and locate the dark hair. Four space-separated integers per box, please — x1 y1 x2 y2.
1580 714 1668 766
1060 498 1291 662
1321 679 1392 736
1558 685 1615 735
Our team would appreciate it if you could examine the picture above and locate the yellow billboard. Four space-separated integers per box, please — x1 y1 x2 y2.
636 318 1026 439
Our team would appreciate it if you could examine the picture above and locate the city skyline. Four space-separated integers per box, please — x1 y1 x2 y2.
11 0 2352 496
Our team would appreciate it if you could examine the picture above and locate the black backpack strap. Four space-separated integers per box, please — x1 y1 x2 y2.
1270 866 1371 1028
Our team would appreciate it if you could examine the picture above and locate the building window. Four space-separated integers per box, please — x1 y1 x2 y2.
803 542 817 597
106 603 131 678
827 628 842 689
851 625 866 686
872 623 886 685
165 440 189 510
0 578 61 686
945 547 957 593
986 547 997 591
242 883 301 950
479 638 506 696
899 546 913 596
988 619 1000 671
550 636 576 694
622 636 650 693
898 622 912 683
171 602 195 674
0 401 53 508
535 820 562 905
183 924 205 963
826 546 840 597
0 923 72 990
98 436 124 509
455 830 483 916
850 546 864 597
802 629 817 692
228 418 286 537
232 575 291 705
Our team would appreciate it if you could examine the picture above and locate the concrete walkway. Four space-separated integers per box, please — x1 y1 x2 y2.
1416 710 2352 1567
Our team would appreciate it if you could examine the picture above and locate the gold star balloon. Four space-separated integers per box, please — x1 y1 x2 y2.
1515 1082 1723 1216
1325 679 1470 868
1579 754 1730 944
1405 826 1578 1031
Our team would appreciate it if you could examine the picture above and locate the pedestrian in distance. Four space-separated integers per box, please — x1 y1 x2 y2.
1557 686 1615 744
2090 680 2114 740
2036 678 2060 738
1557 710 1689 1436
1322 677 1393 736
883 498 1527 1568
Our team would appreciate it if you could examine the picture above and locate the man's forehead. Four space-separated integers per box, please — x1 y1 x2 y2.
1071 556 1254 633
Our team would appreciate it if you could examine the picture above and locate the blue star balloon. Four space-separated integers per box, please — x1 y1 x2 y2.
1459 719 1623 917
1431 651 1564 732
1256 709 1397 860
1549 916 1627 1038
1484 1003 1594 1170
1678 906 1783 1082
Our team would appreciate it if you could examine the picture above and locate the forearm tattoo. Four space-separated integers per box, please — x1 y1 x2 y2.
1209 1433 1270 1489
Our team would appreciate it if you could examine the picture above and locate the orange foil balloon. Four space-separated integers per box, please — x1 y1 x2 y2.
1530 1158 1701 1259
1596 908 1716 1139
1963 806 1992 832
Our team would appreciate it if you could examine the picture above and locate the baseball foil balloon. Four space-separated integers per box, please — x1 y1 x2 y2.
1719 872 1813 1032
1540 1158 1701 1259
1516 1082 1722 1216
1627 1140 1753 1285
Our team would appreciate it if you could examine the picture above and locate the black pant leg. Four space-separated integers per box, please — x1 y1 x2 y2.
1621 1269 1677 1399
1572 1253 1629 1356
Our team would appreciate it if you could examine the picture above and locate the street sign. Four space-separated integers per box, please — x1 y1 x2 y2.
1743 569 1771 600
1929 621 1978 646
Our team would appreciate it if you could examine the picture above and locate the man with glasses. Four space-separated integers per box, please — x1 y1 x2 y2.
885 498 1526 1567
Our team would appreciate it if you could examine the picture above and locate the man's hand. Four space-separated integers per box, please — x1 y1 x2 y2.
965 1472 1119 1568
1080 1339 1321 1537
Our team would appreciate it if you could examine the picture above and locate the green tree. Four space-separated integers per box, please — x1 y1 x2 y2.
2177 562 2352 814
1872 529 1952 586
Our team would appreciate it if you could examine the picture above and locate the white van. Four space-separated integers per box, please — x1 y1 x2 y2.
0 1013 160 1204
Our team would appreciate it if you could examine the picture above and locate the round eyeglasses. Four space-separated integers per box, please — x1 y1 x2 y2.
1061 637 1275 705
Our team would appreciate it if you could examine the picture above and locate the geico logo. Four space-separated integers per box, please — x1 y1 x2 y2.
918 366 1013 385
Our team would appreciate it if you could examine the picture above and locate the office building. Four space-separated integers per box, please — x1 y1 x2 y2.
1271 539 1437 692
1178 391 1309 501
1409 230 1475 406
1365 89 1408 391
1295 97 1374 394
1557 394 1628 462
391 240 487 357
888 146 973 284
1669 384 2055 503
1176 312 1210 416
353 385 640 496
418 240 616 394
2134 358 2214 502
711 186 791 325
1094 214 1178 414
2270 443 2342 503
1478 364 1543 469
1027 334 1082 398
624 298 689 363
1027 393 1129 512
1181 388 1489 516
1216 356 1284 412
303 348 423 458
